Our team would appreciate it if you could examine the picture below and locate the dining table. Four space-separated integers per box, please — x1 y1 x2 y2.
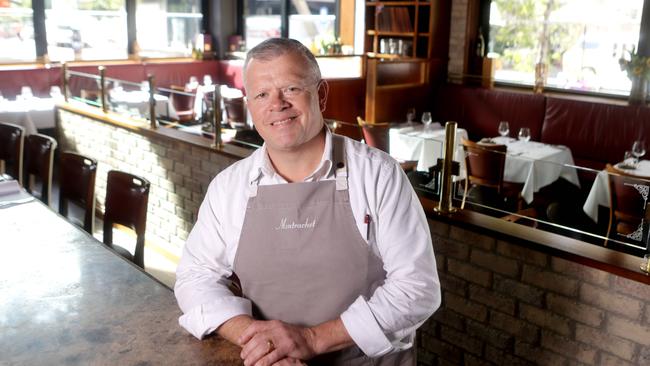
0 97 57 135
0 193 242 365
583 160 650 223
109 89 176 119
488 137 581 204
389 123 468 172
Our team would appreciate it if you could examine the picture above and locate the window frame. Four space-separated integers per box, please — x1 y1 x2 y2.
478 0 650 99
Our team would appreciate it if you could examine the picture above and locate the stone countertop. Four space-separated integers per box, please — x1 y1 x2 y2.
0 200 242 365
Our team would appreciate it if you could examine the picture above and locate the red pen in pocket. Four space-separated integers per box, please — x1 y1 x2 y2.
364 214 371 240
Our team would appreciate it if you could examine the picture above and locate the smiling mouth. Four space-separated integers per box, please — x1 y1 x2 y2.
270 116 298 126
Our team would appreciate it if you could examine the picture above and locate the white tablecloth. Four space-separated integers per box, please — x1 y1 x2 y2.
109 90 175 119
583 160 650 222
0 98 57 135
491 137 581 204
389 124 468 172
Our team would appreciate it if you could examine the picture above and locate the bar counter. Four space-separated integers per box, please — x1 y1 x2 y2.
0 200 241 365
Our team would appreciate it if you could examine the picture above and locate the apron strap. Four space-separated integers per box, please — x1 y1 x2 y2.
332 134 348 191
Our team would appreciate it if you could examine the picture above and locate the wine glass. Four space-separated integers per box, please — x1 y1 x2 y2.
406 108 416 124
498 121 510 137
632 140 646 160
421 111 432 130
518 127 531 142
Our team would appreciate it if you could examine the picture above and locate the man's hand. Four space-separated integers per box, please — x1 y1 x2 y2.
271 358 307 366
238 320 317 366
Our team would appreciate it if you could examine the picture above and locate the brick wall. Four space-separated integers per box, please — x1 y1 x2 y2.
57 109 239 256
419 219 650 365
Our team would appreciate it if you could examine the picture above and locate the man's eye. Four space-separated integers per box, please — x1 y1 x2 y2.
255 92 267 99
285 87 302 95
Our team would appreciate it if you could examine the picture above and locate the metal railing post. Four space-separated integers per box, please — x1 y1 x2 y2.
62 63 69 102
98 66 107 112
435 121 458 215
212 84 223 148
147 74 157 129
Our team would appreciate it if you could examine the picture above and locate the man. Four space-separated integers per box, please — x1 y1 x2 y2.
175 38 441 366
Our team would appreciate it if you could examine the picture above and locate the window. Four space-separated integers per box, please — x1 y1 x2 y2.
136 0 202 58
0 0 36 62
488 0 644 95
244 0 339 54
45 0 128 62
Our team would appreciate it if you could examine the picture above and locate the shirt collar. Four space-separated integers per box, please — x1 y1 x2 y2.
248 126 335 185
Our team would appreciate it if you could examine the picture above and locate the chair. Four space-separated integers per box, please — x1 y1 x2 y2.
461 138 523 210
103 170 151 269
356 117 418 171
357 116 390 152
59 152 98 234
224 96 247 127
605 164 649 244
327 119 363 141
170 85 196 123
23 133 57 205
0 122 25 184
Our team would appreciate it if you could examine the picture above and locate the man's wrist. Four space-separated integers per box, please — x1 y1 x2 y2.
307 318 354 355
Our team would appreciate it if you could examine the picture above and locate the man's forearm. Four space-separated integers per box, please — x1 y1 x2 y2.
217 314 255 344
309 318 355 355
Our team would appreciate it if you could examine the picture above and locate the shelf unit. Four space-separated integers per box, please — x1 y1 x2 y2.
365 1 434 60
364 1 435 123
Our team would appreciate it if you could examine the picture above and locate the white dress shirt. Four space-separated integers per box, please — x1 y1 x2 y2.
174 128 441 357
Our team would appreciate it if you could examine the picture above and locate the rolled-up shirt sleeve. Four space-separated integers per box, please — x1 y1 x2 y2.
340 159 441 356
174 179 252 339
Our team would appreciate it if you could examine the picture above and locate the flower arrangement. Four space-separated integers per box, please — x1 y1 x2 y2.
619 48 650 80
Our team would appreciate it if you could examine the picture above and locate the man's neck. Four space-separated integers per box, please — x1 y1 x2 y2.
267 131 326 183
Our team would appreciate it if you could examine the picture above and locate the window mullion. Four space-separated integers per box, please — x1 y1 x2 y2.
281 0 289 38
33 0 47 61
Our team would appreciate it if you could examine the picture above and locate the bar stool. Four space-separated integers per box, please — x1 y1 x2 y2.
59 152 98 234
23 133 57 205
103 170 150 269
0 122 25 184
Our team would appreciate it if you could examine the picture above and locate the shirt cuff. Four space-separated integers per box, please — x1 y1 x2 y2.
340 296 393 357
178 297 252 339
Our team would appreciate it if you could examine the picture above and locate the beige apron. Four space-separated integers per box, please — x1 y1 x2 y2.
233 135 415 365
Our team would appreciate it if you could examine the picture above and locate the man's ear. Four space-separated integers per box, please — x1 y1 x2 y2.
317 79 329 112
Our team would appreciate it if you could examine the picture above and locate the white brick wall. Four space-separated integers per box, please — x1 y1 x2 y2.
57 109 241 256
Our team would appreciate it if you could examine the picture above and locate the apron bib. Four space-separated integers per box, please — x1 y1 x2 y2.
233 135 414 366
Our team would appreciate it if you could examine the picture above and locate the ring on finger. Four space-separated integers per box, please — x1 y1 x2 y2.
267 339 275 353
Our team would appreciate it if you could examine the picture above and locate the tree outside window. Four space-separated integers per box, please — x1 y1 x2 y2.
489 0 643 95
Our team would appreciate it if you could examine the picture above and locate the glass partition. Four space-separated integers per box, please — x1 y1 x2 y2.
411 127 650 259
0 1 36 62
63 67 263 149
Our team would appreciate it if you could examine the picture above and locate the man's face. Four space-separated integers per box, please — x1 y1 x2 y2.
244 52 326 154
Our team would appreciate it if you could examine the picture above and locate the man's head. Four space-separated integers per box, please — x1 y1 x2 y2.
243 38 328 155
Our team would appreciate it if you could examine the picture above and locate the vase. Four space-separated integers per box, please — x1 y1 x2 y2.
628 76 647 105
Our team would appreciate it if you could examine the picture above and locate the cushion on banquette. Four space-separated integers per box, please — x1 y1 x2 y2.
434 84 547 142
541 97 650 173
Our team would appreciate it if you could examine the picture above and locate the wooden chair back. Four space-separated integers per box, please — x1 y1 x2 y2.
357 117 390 153
103 170 150 268
23 133 57 205
462 138 507 192
605 164 648 240
170 85 196 123
59 152 98 234
0 122 25 184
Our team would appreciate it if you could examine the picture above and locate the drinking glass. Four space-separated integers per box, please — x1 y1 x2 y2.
406 108 416 124
20 86 33 99
498 121 510 137
518 127 531 142
632 140 646 160
203 75 213 86
421 111 432 129
624 151 638 167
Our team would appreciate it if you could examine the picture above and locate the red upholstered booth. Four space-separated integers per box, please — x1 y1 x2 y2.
434 84 650 187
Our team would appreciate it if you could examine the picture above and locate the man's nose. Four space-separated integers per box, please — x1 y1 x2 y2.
269 90 290 110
